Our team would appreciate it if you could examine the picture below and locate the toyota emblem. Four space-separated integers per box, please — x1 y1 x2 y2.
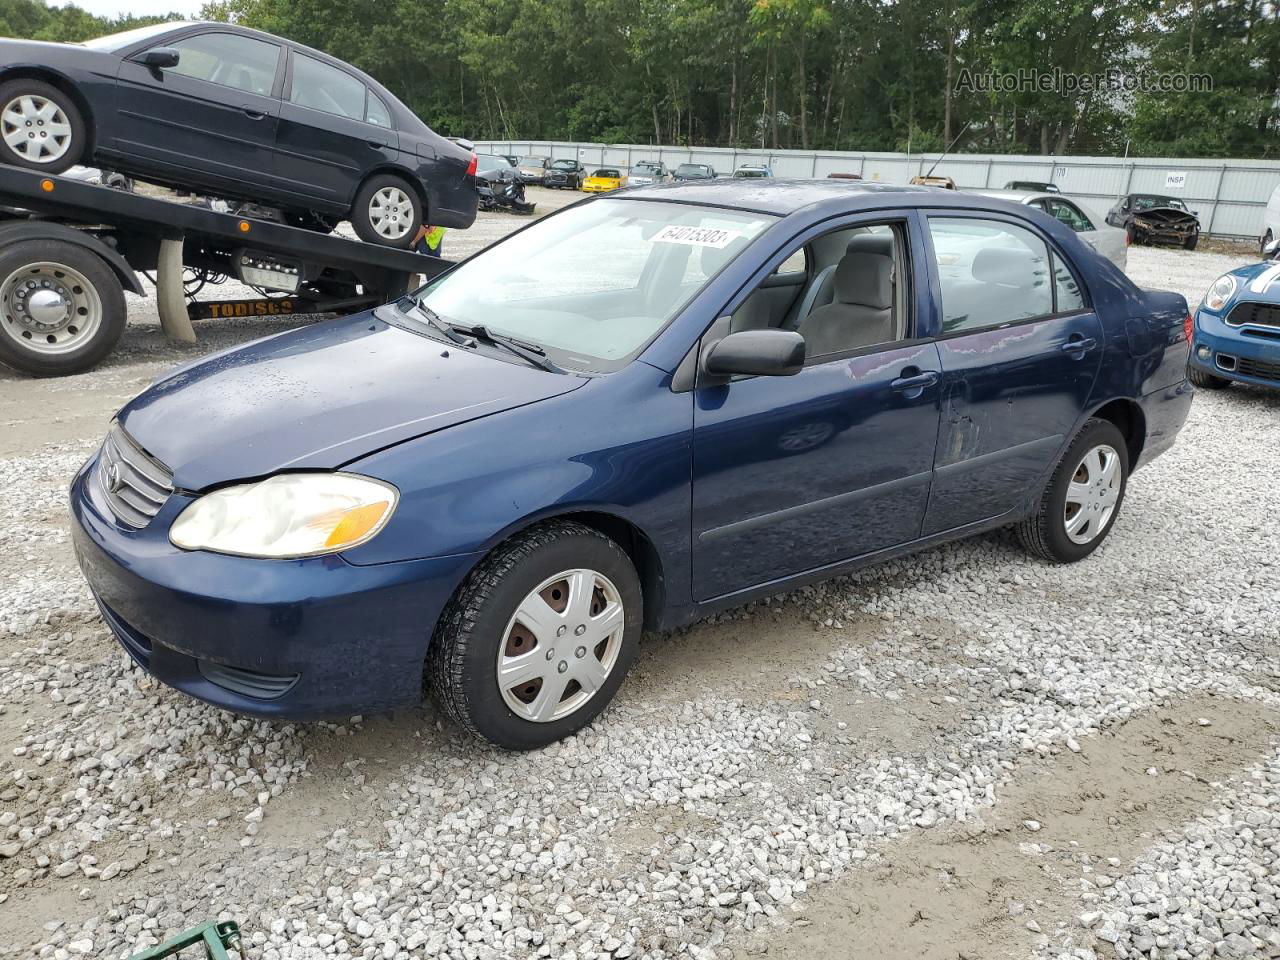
105 462 124 494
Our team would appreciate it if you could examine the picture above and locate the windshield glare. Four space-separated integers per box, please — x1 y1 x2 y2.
416 199 774 372
519 156 547 166
81 21 187 51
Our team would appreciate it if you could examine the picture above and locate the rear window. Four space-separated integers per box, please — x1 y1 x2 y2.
928 217 1054 333
289 53 366 121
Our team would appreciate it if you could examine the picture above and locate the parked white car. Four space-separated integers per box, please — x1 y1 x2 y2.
973 190 1128 272
1261 184 1280 256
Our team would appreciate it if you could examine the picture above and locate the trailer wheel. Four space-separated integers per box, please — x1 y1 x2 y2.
0 78 86 173
351 174 422 249
0 240 125 376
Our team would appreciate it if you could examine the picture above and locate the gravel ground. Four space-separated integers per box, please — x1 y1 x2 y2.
1 226 1278 960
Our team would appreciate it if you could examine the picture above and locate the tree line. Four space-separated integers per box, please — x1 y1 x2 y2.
4 0 1279 159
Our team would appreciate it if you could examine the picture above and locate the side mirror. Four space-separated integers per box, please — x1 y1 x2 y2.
1265 239 1280 259
138 47 180 68
703 329 805 378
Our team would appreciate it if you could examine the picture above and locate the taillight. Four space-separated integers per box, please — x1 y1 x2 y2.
465 152 478 177
1184 312 1194 342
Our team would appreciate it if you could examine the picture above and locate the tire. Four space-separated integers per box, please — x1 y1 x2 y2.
350 174 423 248
0 78 86 173
0 239 125 376
1125 224 1140 247
1261 230 1273 257
429 520 643 750
1016 419 1129 564
1184 233 1199 251
1188 364 1230 389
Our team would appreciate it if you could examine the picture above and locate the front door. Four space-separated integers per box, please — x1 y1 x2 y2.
691 216 943 601
921 215 1104 535
114 30 282 192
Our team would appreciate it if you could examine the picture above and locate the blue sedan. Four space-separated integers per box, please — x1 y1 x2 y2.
70 181 1194 749
1188 252 1280 390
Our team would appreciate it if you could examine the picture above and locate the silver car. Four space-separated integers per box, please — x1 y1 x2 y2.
973 190 1128 271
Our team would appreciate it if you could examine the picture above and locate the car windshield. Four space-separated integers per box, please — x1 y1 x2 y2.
678 164 710 176
734 168 768 178
593 169 620 178
413 198 775 372
1133 195 1187 211
81 22 187 51
475 155 508 174
552 160 577 169
519 156 547 167
630 165 657 175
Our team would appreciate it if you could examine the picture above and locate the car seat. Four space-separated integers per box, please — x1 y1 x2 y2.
791 233 895 329
796 251 895 356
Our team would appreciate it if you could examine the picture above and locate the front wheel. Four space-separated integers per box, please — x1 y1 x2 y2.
1261 230 1274 257
1017 419 1129 563
1188 364 1230 389
1184 233 1199 251
0 78 86 173
429 521 643 749
351 174 423 248
0 239 126 376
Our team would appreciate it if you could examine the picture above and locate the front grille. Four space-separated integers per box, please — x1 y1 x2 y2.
1236 357 1280 383
1226 302 1280 329
97 424 173 528
198 661 299 700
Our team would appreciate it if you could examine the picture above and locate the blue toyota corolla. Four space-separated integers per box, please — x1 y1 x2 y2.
1188 251 1280 391
71 181 1194 749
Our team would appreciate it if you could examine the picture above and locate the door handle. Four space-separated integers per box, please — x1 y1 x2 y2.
890 370 940 393
367 139 390 149
242 107 266 120
1060 336 1098 355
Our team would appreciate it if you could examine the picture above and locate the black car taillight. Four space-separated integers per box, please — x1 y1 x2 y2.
465 152 478 177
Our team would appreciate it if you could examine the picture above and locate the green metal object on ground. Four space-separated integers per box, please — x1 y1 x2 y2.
126 921 245 960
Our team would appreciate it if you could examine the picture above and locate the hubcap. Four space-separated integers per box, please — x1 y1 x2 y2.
1063 443 1121 545
1 262 102 356
497 568 625 723
2 94 73 164
368 187 414 240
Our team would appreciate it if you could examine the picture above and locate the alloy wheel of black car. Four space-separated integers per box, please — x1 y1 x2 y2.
0 78 86 174
1017 418 1129 564
429 520 643 750
351 174 423 249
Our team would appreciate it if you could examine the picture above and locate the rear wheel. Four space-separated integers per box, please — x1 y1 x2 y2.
429 521 643 749
351 174 422 248
0 239 126 376
0 79 85 173
1017 419 1129 563
1188 364 1230 389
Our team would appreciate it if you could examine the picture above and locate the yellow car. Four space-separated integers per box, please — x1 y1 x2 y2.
582 168 625 193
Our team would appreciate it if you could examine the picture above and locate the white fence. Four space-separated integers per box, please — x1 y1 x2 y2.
476 140 1280 241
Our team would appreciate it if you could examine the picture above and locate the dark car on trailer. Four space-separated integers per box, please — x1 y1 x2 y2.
1105 194 1201 250
0 21 477 248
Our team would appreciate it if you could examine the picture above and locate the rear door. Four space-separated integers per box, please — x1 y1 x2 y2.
114 29 282 191
921 214 1104 535
273 50 399 209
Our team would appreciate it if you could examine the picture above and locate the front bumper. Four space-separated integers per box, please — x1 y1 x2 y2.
1191 309 1280 389
69 459 479 719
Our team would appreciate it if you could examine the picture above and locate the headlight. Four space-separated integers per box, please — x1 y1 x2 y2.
170 473 398 558
1203 274 1237 312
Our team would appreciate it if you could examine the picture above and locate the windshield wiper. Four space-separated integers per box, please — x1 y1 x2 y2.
396 296 470 346
450 323 569 375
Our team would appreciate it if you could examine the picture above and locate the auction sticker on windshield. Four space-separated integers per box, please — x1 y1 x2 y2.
652 224 742 248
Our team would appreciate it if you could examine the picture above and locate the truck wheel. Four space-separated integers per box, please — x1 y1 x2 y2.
429 520 643 750
351 174 422 248
0 78 86 173
1016 419 1129 564
0 240 126 376
1188 364 1230 390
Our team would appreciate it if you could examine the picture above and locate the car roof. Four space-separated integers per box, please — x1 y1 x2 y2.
613 178 936 215
972 188 1043 203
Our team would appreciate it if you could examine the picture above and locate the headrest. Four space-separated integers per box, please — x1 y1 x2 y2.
845 233 895 258
833 252 894 310
972 246 1041 286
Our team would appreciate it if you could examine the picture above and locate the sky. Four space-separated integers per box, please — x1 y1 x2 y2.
50 0 205 18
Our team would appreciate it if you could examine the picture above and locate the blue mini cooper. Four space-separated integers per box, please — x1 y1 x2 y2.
1189 246 1280 391
71 181 1194 749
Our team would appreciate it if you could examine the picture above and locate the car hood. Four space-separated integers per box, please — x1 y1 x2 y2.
118 311 587 490
1132 206 1198 226
1223 260 1280 304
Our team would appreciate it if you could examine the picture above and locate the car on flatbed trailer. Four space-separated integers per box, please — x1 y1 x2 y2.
0 168 445 375
0 21 478 248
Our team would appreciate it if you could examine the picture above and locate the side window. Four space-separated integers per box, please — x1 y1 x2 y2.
160 32 280 96
774 249 807 276
289 53 366 121
929 217 1053 333
365 91 392 128
1045 199 1094 233
1053 253 1085 311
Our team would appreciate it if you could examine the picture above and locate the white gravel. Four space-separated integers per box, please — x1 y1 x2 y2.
2 240 1278 960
